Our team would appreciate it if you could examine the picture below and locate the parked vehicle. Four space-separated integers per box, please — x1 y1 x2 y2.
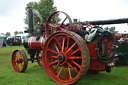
7 36 22 45
115 33 128 63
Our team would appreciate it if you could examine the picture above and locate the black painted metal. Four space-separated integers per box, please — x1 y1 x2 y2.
73 18 128 25
89 18 128 25
27 7 34 35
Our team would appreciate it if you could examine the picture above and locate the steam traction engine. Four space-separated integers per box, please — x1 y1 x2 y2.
11 7 120 84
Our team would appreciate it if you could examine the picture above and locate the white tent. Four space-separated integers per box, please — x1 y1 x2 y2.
0 33 6 47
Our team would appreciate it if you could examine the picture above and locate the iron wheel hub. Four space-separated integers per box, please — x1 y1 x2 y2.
16 59 19 63
58 54 65 64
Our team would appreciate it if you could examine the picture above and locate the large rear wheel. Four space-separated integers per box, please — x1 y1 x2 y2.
43 31 90 84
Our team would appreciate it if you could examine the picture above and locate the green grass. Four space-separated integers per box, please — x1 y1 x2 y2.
0 46 128 85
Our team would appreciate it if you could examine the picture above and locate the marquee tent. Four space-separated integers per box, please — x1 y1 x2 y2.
0 33 7 47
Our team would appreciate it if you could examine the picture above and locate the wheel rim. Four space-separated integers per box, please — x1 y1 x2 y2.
96 31 116 62
45 11 73 37
12 50 28 72
43 31 90 84
37 51 44 67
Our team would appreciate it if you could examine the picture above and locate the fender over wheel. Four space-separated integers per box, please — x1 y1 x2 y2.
43 31 90 84
12 49 28 72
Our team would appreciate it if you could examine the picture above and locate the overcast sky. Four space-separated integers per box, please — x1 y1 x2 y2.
0 0 128 35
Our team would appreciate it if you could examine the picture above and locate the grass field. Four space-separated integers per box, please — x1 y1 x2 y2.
0 46 128 85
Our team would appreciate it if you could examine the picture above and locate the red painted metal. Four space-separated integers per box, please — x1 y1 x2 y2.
87 42 106 71
28 36 46 50
86 32 115 72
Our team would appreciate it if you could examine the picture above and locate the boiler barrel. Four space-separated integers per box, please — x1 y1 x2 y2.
24 36 46 50
28 36 46 50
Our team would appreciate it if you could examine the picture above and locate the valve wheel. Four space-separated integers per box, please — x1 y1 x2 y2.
36 51 44 67
96 31 116 62
12 50 28 72
45 11 73 37
43 31 90 84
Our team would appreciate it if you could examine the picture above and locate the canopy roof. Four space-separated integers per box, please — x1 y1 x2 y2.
0 33 6 38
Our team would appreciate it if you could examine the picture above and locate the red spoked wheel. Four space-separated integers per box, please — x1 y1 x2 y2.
96 31 116 62
43 31 90 84
45 11 73 37
36 51 44 67
12 50 28 72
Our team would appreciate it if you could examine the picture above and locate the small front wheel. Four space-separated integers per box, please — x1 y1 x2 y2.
12 50 28 72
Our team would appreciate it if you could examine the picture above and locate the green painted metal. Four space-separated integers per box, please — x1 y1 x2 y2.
116 44 128 62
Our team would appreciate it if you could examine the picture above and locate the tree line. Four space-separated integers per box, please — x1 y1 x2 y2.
5 0 57 36
5 31 23 36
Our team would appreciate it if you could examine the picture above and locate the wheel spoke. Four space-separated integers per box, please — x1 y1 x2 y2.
47 23 56 28
20 55 22 58
68 66 73 79
50 55 58 59
19 52 22 58
54 37 62 48
15 55 18 59
62 66 68 79
54 63 59 71
72 61 81 69
62 37 65 52
56 67 63 78
48 60 58 66
47 47 58 54
60 17 68 26
55 14 58 25
66 62 79 73
53 42 60 52
20 63 24 70
71 48 80 55
16 63 19 69
66 42 77 53
67 56 82 59
67 36 69 49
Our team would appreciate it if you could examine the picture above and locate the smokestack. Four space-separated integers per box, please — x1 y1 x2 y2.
27 7 34 35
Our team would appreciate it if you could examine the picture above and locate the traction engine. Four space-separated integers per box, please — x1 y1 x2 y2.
11 7 127 84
